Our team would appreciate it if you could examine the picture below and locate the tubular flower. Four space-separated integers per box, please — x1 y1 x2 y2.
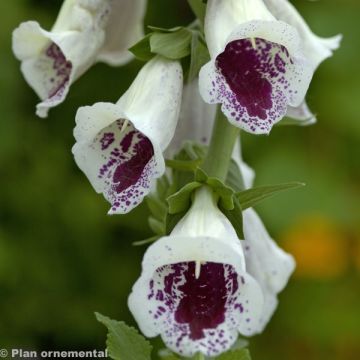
128 187 263 357
199 0 314 134
72 57 183 214
237 151 295 332
12 0 146 118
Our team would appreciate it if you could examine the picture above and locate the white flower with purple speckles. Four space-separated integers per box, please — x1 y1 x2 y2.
128 187 263 357
199 0 314 134
12 0 146 118
72 56 183 214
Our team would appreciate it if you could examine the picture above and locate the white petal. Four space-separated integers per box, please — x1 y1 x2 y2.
205 0 275 58
72 57 182 213
12 1 110 117
199 20 313 134
232 139 255 189
166 78 216 157
117 57 183 151
128 190 263 357
263 0 342 70
97 0 147 66
243 208 295 331
286 101 316 125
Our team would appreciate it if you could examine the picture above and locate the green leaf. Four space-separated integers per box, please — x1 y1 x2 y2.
216 348 252 360
132 236 160 246
148 216 165 235
95 313 152 360
148 26 183 33
150 28 192 60
165 159 202 172
188 31 210 82
195 168 235 210
226 158 246 193
187 0 207 26
167 182 202 214
146 195 167 222
219 197 244 239
237 182 305 210
129 33 154 61
158 349 182 360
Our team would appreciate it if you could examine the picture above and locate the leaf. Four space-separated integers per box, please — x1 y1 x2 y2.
165 159 202 172
216 348 252 360
150 28 192 60
226 159 246 193
187 0 207 26
148 26 183 33
237 182 305 210
207 177 234 210
158 349 182 360
129 33 154 61
95 313 152 360
132 236 160 246
219 197 244 239
167 182 202 214
195 168 235 210
188 31 210 82
148 216 165 235
146 195 167 222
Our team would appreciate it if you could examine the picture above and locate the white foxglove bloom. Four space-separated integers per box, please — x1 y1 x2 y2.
12 0 146 118
242 208 295 332
236 144 295 332
128 187 263 357
199 0 314 134
72 57 183 214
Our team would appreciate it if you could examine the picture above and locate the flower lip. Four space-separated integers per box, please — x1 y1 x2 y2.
129 235 263 356
73 102 165 214
199 20 313 134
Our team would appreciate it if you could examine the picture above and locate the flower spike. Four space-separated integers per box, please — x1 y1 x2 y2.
72 56 183 214
128 187 263 357
12 0 146 117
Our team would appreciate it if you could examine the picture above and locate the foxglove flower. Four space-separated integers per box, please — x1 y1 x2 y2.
12 0 146 118
72 57 183 214
236 146 295 332
128 187 263 357
199 0 314 134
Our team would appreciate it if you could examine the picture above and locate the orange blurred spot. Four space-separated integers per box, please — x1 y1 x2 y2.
281 215 348 279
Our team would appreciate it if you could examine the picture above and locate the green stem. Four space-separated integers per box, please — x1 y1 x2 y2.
202 106 240 181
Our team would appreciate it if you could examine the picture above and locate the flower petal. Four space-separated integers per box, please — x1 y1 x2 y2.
97 0 147 66
204 0 275 58
286 101 316 125
199 20 313 134
263 0 342 70
243 208 295 330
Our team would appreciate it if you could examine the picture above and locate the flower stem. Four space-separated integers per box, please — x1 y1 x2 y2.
202 106 239 182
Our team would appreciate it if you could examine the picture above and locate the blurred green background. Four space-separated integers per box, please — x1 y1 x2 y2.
0 0 359 359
